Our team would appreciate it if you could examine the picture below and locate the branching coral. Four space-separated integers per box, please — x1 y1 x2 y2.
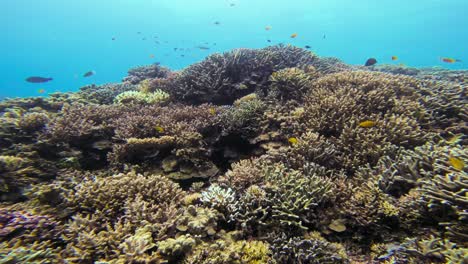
341 178 400 239
218 157 264 190
161 45 319 104
184 236 271 264
0 155 48 201
0 45 466 263
269 232 349 264
78 82 137 105
229 162 336 234
65 171 185 220
268 67 314 101
123 64 171 84
220 97 266 138
60 171 185 262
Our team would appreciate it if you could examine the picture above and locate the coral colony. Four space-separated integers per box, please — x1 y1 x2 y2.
0 45 466 263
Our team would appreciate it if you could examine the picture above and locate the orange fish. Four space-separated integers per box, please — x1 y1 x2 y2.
265 25 272 31
149 54 155 58
290 33 298 38
391 56 398 61
38 89 45 94
441 57 461 63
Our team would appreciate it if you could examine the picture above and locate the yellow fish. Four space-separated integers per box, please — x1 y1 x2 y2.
288 137 298 145
155 126 164 133
359 120 376 128
391 56 398 61
448 156 465 171
290 33 298 38
38 89 46 94
209 107 216 115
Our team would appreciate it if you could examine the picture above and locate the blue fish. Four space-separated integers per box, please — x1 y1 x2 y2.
26 76 53 83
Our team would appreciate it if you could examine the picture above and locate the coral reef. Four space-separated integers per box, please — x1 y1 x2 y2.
123 63 171 84
113 89 170 105
78 82 137 105
0 45 466 263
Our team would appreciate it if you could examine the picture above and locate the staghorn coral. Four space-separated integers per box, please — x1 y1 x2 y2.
284 70 433 172
270 232 349 264
397 235 467 263
268 67 314 101
0 206 64 264
0 241 60 264
61 171 185 263
45 103 123 143
185 238 271 264
123 63 171 84
229 162 336 233
421 170 467 242
161 45 320 104
0 155 48 201
220 97 266 138
157 234 196 258
15 112 49 133
342 177 400 240
0 207 61 243
78 82 137 105
0 45 467 263
218 157 264 190
65 171 185 220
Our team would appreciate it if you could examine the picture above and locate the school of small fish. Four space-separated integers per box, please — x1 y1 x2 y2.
24 1 463 94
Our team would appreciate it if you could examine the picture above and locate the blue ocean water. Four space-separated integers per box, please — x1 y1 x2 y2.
2 0 467 99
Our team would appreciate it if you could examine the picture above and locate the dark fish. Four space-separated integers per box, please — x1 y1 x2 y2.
112 37 116 41
174 48 178 51
323 34 326 39
214 21 220 25
142 38 146 40
305 45 311 49
26 76 53 83
153 62 161 66
181 54 185 57
267 39 271 42
83 71 95 77
197 46 210 50
230 3 235 6
137 32 141 34
364 58 377 66
155 41 160 44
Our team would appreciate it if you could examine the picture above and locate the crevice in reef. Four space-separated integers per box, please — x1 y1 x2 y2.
211 133 258 173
